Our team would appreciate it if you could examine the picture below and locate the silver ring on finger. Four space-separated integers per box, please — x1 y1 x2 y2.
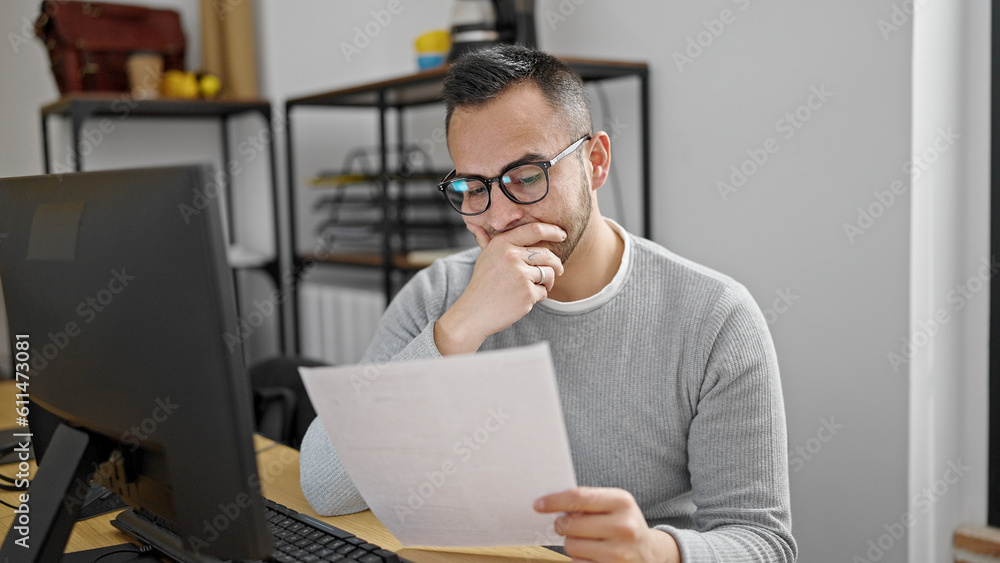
535 265 546 285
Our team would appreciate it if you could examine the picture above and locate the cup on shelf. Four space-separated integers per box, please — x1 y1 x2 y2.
414 29 450 70
126 51 164 100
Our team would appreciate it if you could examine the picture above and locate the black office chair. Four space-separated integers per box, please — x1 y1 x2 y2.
249 356 328 449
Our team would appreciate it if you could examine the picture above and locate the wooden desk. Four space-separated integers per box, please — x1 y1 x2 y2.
0 382 566 562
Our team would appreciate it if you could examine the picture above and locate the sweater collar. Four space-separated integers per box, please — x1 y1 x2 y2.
538 217 632 314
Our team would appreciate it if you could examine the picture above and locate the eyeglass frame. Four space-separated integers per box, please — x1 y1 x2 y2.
437 134 593 216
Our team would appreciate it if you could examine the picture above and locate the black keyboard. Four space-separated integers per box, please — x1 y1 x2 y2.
112 497 407 563
264 498 404 563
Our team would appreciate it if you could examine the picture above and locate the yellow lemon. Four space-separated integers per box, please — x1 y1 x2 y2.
199 73 222 99
160 70 186 98
176 72 199 99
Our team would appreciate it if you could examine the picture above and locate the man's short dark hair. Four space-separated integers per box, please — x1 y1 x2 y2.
442 45 592 140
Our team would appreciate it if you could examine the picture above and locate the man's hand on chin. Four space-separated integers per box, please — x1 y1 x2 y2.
434 222 566 356
534 486 681 563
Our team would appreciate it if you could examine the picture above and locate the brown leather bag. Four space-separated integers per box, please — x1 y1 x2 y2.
35 1 186 94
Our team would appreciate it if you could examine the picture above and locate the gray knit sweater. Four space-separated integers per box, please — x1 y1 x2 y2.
299 222 797 562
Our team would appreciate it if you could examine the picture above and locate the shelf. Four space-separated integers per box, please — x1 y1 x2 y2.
317 219 464 231
308 173 372 188
41 93 271 119
286 57 648 109
287 67 449 108
307 170 451 188
314 195 449 207
227 246 275 269
300 248 467 271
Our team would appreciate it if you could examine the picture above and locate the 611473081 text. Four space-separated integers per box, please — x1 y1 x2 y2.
11 334 33 548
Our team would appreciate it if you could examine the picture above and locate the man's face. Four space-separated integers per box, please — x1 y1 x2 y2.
446 82 593 263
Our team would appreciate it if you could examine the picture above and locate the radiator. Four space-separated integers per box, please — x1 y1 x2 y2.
299 283 386 365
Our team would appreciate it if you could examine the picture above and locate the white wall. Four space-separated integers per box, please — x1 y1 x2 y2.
540 1 921 561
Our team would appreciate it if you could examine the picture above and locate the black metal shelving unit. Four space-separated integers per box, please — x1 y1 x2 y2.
284 57 651 353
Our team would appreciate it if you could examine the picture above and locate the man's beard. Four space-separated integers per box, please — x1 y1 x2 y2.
485 159 592 263
548 163 592 263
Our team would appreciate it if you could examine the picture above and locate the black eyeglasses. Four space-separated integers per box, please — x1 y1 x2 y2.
437 135 592 216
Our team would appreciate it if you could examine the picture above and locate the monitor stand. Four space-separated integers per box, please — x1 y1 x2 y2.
112 509 222 563
0 424 114 563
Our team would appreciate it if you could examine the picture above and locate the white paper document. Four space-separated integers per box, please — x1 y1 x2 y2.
299 342 577 547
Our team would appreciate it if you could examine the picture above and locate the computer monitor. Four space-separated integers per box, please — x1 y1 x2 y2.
0 165 271 561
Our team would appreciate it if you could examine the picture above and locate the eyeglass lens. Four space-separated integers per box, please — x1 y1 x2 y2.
443 163 547 214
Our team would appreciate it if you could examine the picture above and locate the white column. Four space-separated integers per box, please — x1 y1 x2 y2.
909 2 991 562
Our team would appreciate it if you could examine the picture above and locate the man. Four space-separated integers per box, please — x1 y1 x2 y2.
300 45 796 563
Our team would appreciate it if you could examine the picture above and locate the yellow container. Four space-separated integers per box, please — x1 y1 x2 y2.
415 30 450 53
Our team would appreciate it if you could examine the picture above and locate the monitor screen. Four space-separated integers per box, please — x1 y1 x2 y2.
0 165 271 560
